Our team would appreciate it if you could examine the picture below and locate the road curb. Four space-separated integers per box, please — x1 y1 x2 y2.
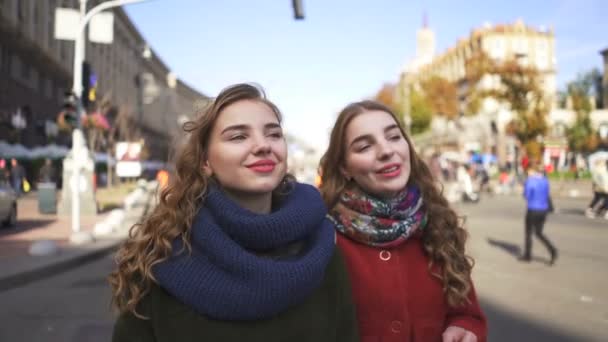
0 239 121 292
0 185 156 293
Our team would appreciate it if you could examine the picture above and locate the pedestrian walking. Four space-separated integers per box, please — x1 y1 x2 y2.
9 158 25 196
521 162 558 265
38 158 56 184
585 159 608 219
458 163 480 203
319 100 487 341
0 159 8 183
110 83 359 342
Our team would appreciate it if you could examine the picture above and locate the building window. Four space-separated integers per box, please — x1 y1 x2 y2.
45 1 54 50
31 68 39 90
536 52 548 69
12 55 22 79
1 49 11 73
490 37 504 60
599 123 608 139
17 0 25 23
39 76 46 96
536 39 547 51
60 43 67 60
513 37 527 55
551 123 567 138
34 5 39 36
21 60 30 81
45 79 53 98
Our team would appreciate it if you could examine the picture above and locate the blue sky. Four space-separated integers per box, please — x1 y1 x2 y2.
125 0 608 149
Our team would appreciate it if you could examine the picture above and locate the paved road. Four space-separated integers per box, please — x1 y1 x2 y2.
0 254 115 342
0 194 606 341
461 194 608 342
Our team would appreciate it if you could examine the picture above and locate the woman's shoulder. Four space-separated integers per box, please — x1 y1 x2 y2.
319 246 354 290
324 246 347 274
118 282 188 319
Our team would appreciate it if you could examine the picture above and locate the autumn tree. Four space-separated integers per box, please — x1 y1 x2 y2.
374 83 397 109
420 76 459 119
463 51 500 115
499 59 548 159
409 87 433 134
565 70 601 153
373 82 433 134
464 51 548 160
373 82 408 127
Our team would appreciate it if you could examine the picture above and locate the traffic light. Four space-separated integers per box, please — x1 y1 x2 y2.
81 61 91 109
292 0 304 20
59 91 78 128
81 61 97 109
63 108 78 127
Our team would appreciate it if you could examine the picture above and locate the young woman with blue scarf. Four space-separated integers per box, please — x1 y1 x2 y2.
319 101 487 342
109 84 359 341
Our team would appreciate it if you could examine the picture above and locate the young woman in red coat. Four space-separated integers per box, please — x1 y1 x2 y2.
319 100 487 342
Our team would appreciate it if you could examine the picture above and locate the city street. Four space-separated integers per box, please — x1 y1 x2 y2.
462 195 608 341
0 194 606 341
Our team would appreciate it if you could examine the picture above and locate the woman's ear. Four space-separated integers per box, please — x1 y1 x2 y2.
202 160 213 177
339 166 351 181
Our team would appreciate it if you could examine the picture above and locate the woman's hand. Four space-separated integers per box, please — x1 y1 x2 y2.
442 326 477 342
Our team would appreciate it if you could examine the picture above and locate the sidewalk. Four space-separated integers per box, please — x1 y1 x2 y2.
0 184 155 292
549 178 593 199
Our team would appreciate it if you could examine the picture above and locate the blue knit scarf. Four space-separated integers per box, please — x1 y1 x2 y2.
152 182 335 321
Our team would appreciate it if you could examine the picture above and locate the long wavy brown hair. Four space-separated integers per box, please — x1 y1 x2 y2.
319 100 474 307
109 83 290 316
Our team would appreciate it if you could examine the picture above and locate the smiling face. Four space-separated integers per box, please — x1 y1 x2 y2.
341 109 411 198
204 99 288 198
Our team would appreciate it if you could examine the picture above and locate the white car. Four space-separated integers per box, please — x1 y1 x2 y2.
0 180 17 227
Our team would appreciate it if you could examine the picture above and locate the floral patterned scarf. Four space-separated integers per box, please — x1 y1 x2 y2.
329 185 427 247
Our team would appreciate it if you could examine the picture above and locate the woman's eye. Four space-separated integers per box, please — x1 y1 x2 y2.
389 135 401 141
357 145 370 152
269 132 283 138
230 135 246 141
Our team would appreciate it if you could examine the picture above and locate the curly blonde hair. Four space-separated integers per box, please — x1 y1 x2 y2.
319 100 474 307
109 83 289 315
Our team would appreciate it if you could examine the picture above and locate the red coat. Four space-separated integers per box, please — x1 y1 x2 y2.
337 232 487 342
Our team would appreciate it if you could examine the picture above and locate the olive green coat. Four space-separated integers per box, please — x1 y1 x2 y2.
112 249 359 342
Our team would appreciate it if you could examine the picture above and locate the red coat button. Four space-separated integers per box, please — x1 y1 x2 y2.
390 320 402 333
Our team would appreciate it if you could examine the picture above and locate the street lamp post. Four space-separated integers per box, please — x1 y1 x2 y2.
69 0 153 243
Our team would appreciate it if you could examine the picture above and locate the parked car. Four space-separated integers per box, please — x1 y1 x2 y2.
0 180 17 227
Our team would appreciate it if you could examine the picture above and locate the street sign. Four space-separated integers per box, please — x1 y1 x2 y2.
89 12 114 44
116 142 143 177
54 8 80 41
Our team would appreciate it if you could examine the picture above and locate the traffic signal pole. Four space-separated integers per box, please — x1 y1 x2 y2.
69 0 153 243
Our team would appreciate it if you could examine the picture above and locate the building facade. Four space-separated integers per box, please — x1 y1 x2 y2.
398 19 557 114
0 0 73 147
602 47 608 110
0 0 206 161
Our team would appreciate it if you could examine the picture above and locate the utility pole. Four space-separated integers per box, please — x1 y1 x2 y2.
68 0 153 243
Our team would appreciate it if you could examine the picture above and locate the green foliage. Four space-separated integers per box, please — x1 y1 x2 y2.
409 88 433 134
565 69 599 152
464 51 548 161
498 60 548 150
546 170 591 180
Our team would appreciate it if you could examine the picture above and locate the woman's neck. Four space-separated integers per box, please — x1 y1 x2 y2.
222 189 272 214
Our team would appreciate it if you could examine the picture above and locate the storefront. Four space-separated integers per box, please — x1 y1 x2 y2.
543 138 568 173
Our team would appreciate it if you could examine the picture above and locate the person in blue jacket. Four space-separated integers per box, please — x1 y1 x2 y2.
522 162 558 265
